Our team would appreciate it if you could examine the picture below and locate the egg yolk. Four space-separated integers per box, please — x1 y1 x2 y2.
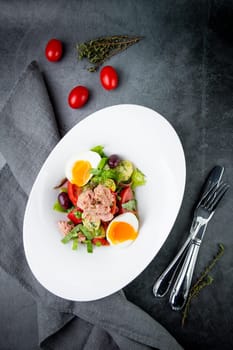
108 221 138 244
71 160 92 186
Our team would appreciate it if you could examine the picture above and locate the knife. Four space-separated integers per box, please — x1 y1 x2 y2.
153 165 224 298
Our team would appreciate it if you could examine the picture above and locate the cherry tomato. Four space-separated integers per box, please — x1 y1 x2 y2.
92 238 110 246
67 208 83 225
119 186 136 214
45 39 63 62
120 186 134 203
67 181 82 206
100 66 118 90
68 86 89 108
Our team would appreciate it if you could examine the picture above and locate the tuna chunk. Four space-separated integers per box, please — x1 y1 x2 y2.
77 184 114 222
58 221 74 236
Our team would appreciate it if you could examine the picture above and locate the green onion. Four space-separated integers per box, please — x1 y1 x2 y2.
79 225 93 240
61 225 81 244
98 157 108 170
86 240 93 253
61 231 78 244
72 238 78 250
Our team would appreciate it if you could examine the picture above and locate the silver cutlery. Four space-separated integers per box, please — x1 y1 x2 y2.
153 166 224 298
169 181 229 310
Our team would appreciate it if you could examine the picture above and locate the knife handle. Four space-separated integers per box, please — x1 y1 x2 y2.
169 238 201 310
153 235 191 297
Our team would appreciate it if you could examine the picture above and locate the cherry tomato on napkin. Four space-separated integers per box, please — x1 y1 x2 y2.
45 39 63 62
68 86 89 108
100 66 119 90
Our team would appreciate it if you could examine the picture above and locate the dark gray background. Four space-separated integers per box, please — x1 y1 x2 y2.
0 1 233 349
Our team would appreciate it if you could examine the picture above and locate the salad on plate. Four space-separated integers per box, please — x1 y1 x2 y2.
53 145 146 253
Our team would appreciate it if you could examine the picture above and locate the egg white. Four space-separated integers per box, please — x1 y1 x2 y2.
65 150 101 186
106 212 139 247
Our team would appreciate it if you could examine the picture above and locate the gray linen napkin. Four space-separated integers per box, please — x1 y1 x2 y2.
0 61 183 350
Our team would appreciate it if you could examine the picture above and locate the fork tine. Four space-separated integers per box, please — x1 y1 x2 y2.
205 183 230 211
199 181 219 207
209 183 229 211
203 182 224 208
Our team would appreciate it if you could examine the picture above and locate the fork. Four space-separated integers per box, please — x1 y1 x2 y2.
153 166 224 298
169 181 229 310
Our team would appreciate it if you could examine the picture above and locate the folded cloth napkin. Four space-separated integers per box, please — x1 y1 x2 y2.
0 61 183 350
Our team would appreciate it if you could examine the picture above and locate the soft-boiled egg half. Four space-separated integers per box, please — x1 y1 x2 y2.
65 151 101 187
106 212 139 247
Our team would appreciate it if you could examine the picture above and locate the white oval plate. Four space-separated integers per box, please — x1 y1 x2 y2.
23 104 186 301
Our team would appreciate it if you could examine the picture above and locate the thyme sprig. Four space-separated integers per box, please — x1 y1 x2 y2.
181 243 225 327
77 35 143 72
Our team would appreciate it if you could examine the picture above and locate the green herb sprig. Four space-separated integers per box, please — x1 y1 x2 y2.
181 243 225 327
77 35 143 72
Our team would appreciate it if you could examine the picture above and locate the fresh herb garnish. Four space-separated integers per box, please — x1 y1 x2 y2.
181 243 225 327
77 35 143 72
91 145 106 157
90 168 119 184
122 199 137 211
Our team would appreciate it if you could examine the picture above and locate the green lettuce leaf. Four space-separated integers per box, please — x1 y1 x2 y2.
131 168 146 189
53 200 67 212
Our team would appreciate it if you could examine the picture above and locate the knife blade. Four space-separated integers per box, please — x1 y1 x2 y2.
153 165 224 298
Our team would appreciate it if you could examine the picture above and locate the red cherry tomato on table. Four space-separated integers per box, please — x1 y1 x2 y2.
100 66 119 90
68 86 89 108
45 39 63 62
